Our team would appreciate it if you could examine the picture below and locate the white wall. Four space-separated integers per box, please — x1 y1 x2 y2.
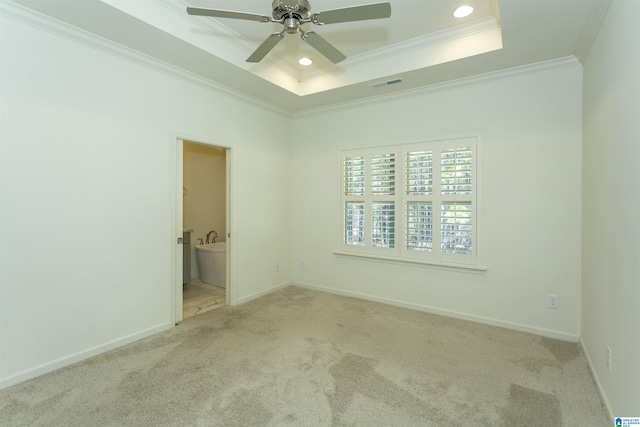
183 143 227 278
0 13 292 387
291 65 583 339
582 0 640 417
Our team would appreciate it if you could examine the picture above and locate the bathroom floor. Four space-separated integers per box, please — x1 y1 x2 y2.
183 279 226 319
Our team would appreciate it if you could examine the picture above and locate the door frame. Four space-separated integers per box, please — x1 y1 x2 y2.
172 135 234 324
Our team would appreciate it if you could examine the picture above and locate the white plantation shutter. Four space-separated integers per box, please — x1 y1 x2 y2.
406 202 433 252
405 148 434 255
406 150 433 196
402 137 476 264
344 155 365 196
344 202 365 246
371 152 395 248
441 202 472 255
341 147 397 253
371 202 395 248
441 146 473 195
371 153 395 196
438 141 475 263
343 155 366 247
341 137 477 266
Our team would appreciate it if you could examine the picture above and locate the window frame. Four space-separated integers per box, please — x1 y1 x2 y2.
338 136 481 269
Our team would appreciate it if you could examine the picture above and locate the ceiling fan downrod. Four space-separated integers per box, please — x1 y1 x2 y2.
283 17 300 34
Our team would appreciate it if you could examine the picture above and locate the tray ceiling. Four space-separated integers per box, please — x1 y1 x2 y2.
5 0 605 112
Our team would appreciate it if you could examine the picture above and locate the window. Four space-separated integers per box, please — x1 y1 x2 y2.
340 137 478 266
343 147 398 255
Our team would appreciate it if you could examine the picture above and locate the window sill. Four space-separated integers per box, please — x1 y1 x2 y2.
333 251 487 273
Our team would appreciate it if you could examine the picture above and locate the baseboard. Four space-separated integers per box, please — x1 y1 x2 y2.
293 281 580 342
579 337 614 421
0 322 173 390
235 281 292 305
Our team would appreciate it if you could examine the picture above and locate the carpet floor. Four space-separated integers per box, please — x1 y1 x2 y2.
0 286 609 426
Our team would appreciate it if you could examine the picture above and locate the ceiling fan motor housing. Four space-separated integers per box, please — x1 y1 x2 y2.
272 0 311 21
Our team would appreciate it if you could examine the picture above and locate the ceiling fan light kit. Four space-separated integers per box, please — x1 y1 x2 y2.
187 1 392 64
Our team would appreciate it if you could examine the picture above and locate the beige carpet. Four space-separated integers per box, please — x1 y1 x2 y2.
0 286 609 426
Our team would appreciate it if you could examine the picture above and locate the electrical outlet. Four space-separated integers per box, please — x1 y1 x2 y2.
548 294 559 309
299 260 305 269
606 346 612 370
275 264 280 272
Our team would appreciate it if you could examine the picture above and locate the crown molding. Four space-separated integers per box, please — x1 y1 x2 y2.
352 16 499 67
1 0 293 118
294 56 582 118
574 0 612 63
302 15 500 82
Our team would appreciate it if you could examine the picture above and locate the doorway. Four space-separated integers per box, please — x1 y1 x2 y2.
175 138 231 323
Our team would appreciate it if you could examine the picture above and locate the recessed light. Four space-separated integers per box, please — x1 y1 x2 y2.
298 57 313 66
453 5 474 18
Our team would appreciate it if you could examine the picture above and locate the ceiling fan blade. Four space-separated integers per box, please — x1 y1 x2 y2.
314 2 391 25
187 7 270 22
247 33 284 63
302 31 347 64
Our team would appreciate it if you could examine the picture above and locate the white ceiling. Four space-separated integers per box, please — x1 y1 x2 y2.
9 0 606 113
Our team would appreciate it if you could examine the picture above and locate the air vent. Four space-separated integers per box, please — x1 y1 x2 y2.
370 78 404 89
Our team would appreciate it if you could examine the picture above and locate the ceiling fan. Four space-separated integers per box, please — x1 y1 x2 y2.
187 0 392 64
